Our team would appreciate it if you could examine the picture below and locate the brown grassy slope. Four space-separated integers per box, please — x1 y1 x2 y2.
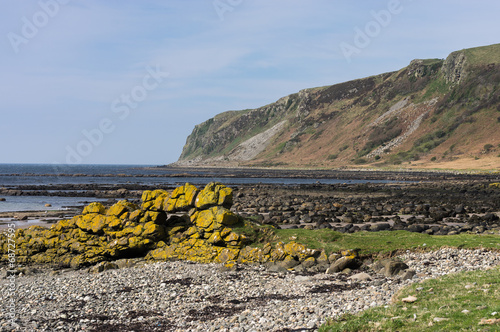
178 43 500 171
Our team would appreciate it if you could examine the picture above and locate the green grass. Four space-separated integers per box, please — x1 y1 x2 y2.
275 229 500 256
233 221 500 257
230 221 500 331
319 266 500 331
463 43 500 66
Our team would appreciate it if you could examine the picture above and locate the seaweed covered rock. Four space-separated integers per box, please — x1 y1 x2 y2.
1 182 322 270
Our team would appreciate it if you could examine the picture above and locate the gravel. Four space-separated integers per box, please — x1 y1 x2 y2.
2 248 500 332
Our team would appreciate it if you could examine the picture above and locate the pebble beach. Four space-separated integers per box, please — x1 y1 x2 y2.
2 248 499 332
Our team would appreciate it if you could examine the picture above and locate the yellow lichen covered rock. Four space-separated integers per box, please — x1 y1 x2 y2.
215 247 240 264
141 189 168 211
193 209 215 229
238 246 268 264
107 200 138 217
83 202 106 215
195 182 232 209
213 206 238 226
0 182 325 272
141 221 165 240
341 249 359 259
284 241 319 261
167 183 200 212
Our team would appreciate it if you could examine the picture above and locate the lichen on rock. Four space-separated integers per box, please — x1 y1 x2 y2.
1 182 323 270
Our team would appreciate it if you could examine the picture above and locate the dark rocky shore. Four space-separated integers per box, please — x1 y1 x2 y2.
232 181 500 236
2 168 500 236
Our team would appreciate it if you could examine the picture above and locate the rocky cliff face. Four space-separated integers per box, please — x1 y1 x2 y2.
442 51 467 84
176 44 500 169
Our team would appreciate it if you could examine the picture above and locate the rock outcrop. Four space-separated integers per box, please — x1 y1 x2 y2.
441 50 467 84
1 182 323 269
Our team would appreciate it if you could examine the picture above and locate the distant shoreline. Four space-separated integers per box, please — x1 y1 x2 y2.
151 165 499 181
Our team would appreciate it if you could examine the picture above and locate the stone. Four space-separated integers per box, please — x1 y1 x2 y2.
348 272 372 282
82 202 106 215
402 296 418 303
479 318 500 325
88 261 119 273
328 253 341 263
400 269 416 280
433 317 449 322
341 249 358 259
370 223 390 232
384 260 409 277
327 256 359 274
279 256 300 269
107 200 138 217
372 258 409 277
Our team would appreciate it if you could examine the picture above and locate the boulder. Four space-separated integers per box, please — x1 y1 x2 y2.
348 272 372 282
326 256 359 273
88 261 119 273
372 258 409 277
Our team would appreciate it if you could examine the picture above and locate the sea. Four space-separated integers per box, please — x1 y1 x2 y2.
0 163 395 212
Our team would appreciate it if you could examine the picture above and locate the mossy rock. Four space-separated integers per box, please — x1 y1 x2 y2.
215 247 240 264
213 206 238 226
141 189 168 211
141 211 167 225
83 202 106 215
193 209 215 230
284 241 319 261
141 222 166 240
195 182 233 209
107 200 138 217
238 246 268 264
75 214 107 234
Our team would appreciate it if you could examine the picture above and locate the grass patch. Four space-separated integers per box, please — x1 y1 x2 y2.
233 221 500 257
273 229 500 256
319 266 500 331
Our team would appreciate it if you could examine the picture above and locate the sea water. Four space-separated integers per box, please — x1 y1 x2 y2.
0 163 396 212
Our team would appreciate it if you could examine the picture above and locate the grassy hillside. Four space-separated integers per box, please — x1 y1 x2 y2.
176 43 500 171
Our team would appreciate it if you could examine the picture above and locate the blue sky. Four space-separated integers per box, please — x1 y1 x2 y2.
1 0 499 165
